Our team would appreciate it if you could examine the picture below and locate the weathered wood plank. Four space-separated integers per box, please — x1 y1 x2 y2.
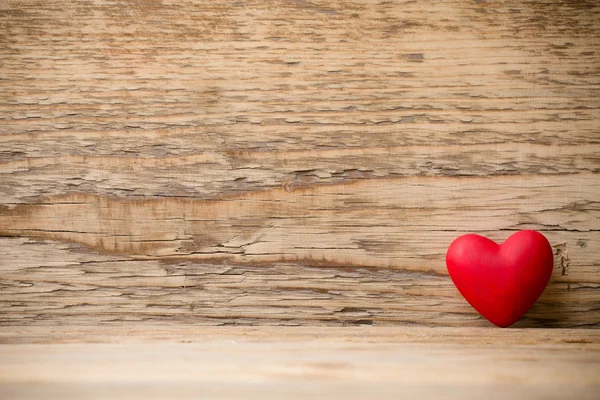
0 0 599 328
1 144 599 203
1 174 599 267
0 231 597 327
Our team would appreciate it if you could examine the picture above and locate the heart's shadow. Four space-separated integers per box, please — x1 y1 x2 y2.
513 281 568 328
513 243 584 328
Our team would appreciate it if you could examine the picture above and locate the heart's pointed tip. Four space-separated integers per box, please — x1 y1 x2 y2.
485 311 525 328
490 320 517 328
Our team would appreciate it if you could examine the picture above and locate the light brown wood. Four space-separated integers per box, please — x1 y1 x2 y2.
1 0 599 328
1 327 599 400
2 325 599 345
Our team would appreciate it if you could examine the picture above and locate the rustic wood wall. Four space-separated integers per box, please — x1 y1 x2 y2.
1 0 599 328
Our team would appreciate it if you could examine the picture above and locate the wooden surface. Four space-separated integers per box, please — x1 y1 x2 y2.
1 0 600 329
1 3 599 397
1 327 599 400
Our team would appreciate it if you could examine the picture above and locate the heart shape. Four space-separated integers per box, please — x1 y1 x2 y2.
446 230 554 327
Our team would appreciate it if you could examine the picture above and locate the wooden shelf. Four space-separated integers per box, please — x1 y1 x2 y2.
1 327 599 399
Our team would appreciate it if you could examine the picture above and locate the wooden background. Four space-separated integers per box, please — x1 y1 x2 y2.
1 0 599 329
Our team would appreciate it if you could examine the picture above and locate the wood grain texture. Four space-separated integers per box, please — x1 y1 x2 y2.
1 327 599 400
1 0 599 327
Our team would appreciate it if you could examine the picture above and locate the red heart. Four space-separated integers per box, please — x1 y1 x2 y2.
446 230 554 327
